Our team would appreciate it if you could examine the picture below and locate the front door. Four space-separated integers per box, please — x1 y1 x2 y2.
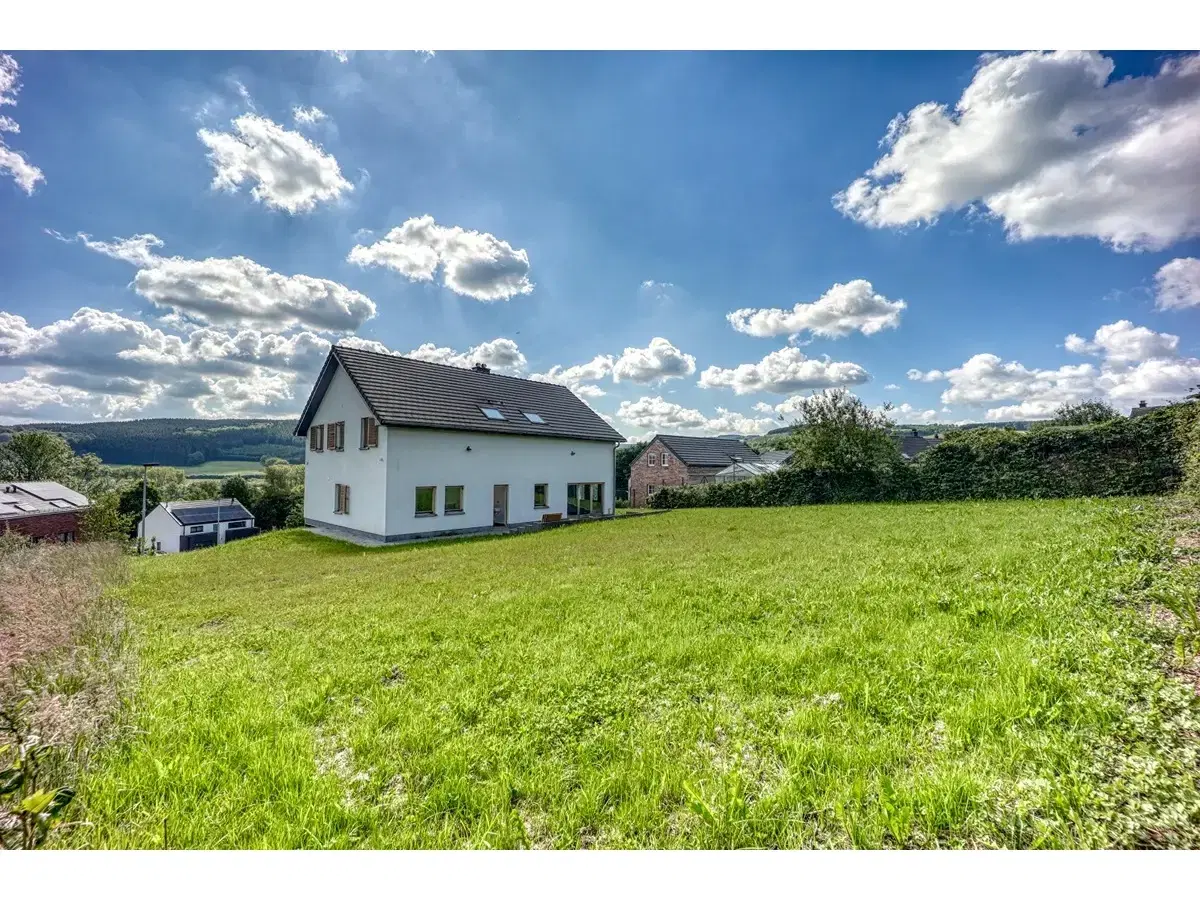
493 484 508 526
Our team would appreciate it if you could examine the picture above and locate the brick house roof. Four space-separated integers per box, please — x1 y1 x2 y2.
652 435 762 467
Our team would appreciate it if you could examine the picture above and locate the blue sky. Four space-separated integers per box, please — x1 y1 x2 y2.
2 50 1199 436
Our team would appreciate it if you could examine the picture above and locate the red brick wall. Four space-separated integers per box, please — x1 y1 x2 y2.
628 440 725 506
2 511 82 543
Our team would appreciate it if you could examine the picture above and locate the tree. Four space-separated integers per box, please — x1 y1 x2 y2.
0 431 75 481
615 441 648 499
1051 400 1120 426
253 462 304 530
186 450 206 466
79 491 134 543
785 388 902 474
219 475 257 508
118 483 161 537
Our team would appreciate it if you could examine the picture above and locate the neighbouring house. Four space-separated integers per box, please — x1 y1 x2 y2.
897 430 943 460
1130 400 1167 418
628 435 763 506
138 498 258 553
713 449 795 483
293 345 626 543
0 481 90 544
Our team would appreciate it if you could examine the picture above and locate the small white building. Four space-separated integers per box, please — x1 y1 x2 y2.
294 345 626 543
139 499 257 553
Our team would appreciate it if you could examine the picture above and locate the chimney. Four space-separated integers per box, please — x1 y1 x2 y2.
911 429 918 437
1138 400 1147 408
472 362 491 374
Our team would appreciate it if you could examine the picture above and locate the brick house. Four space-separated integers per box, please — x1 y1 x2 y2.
628 435 762 507
0 481 90 543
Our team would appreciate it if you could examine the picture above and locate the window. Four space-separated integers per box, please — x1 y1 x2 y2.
334 484 350 515
647 484 657 497
534 483 548 508
328 421 345 451
522 412 546 424
360 416 378 449
661 452 669 467
444 485 464 514
415 486 436 516
648 453 656 466
226 520 247 529
59 532 75 543
480 407 506 420
567 483 604 517
189 525 205 534
309 424 325 452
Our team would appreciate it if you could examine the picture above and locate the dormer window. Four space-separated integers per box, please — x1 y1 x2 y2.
480 407 506 420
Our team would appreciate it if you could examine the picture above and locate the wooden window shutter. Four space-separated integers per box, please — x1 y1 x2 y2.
327 424 337 451
369 417 378 447
342 484 350 514
309 429 317 451
360 417 368 449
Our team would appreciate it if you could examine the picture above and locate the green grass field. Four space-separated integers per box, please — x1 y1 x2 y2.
72 500 1199 848
177 460 264 475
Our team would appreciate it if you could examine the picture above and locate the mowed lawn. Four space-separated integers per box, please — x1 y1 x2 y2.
73 500 1189 848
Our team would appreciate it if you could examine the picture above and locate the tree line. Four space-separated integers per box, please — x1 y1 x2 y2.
0 418 304 467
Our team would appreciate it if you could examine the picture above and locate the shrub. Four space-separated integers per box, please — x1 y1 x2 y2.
651 404 1199 510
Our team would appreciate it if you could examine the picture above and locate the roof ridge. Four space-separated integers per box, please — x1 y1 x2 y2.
333 343 570 391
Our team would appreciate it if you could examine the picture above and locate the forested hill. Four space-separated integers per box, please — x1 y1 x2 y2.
0 418 305 466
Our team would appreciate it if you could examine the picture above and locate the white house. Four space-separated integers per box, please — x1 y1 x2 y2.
294 345 626 543
139 498 257 553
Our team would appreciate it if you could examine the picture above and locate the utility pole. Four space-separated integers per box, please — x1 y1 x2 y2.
139 462 159 555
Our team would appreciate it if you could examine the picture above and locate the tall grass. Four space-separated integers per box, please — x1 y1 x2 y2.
71 500 1200 848
0 537 131 848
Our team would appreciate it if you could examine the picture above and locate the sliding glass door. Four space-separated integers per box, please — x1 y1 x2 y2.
567 483 604 517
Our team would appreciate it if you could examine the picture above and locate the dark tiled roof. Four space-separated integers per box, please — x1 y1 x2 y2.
654 435 761 467
1130 404 1165 418
296 346 625 444
898 435 942 458
165 499 254 526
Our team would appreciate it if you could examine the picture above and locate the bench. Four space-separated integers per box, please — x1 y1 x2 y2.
541 513 563 523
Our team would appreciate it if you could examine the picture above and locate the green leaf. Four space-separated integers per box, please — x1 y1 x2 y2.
19 789 55 815
0 767 23 795
46 786 75 817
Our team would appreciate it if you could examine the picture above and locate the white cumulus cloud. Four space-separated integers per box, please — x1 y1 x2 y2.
292 105 327 126
530 354 615 398
699 347 870 395
835 51 1200 251
727 279 905 339
68 232 376 331
611 337 696 384
198 113 352 214
616 396 774 436
348 215 533 301
0 53 44 194
405 338 527 374
1155 258 1200 310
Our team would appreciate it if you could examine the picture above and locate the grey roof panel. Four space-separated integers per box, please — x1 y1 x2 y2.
297 346 625 443
166 500 254 525
655 435 762 467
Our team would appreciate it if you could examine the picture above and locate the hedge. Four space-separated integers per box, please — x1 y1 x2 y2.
649 403 1200 510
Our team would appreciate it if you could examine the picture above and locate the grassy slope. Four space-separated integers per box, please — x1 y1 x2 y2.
74 500 1196 848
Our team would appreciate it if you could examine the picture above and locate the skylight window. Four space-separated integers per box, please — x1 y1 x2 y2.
522 412 546 424
480 407 506 420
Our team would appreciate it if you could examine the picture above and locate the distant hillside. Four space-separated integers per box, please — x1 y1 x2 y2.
0 418 304 467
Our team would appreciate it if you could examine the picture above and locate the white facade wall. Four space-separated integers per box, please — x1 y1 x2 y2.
302 365 389 536
383 427 614 537
141 505 180 554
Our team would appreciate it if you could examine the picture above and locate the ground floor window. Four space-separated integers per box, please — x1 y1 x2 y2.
59 531 75 543
445 485 464 514
416 486 436 516
189 524 205 534
567 483 604 517
534 483 548 508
